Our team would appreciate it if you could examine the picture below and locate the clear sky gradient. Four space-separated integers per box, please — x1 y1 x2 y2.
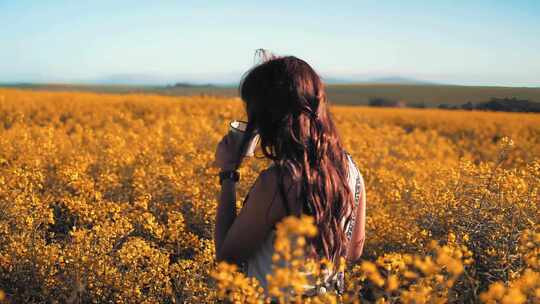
1 0 539 86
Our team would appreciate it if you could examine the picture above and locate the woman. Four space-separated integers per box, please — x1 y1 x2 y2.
213 51 366 296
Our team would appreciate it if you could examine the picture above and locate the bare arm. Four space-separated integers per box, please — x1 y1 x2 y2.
215 169 285 264
214 167 292 265
214 179 237 261
213 130 284 264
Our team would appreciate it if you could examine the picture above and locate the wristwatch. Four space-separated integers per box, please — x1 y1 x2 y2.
218 170 240 185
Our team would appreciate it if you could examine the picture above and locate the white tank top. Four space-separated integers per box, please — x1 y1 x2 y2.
243 152 364 296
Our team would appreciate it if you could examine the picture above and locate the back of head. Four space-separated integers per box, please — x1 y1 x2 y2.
239 50 355 264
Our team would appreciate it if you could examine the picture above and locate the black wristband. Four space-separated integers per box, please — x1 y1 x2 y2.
219 170 240 185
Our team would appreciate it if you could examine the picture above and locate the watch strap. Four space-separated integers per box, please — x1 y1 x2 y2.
219 170 240 184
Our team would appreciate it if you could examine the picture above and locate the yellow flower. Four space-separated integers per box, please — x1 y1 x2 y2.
0 89 539 303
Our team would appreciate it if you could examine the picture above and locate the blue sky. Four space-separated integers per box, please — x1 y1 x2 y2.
1 0 539 86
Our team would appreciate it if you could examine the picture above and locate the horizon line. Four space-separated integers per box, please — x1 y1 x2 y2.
1 81 540 89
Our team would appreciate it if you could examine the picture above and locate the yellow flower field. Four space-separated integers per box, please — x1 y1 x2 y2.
0 89 538 303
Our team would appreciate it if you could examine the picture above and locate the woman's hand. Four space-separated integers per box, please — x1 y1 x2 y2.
213 132 242 171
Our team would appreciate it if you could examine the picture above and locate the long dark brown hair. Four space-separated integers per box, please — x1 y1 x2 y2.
235 50 354 265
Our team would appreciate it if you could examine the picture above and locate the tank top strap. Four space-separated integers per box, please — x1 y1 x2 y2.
344 151 362 242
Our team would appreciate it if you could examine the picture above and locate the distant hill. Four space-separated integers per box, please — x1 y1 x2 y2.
322 76 435 85
90 72 242 86
93 74 170 85
169 82 218 88
2 83 540 108
89 73 438 86
364 76 436 85
321 77 356 84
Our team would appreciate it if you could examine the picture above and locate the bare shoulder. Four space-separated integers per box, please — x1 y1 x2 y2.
258 164 291 184
253 165 301 223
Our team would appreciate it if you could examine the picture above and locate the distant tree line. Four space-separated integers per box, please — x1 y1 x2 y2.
368 97 540 113
438 97 540 113
367 97 431 109
368 97 406 108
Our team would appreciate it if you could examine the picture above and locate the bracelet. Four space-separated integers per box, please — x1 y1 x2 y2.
219 170 240 185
